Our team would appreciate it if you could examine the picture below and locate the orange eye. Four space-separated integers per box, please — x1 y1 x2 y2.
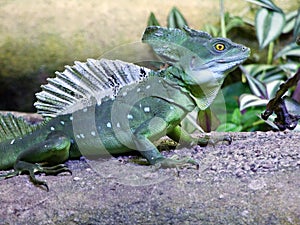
214 43 225 51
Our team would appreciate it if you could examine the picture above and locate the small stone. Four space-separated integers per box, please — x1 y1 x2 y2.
242 164 251 171
261 161 274 169
235 168 245 177
219 194 225 199
211 165 217 171
248 179 266 190
241 210 249 217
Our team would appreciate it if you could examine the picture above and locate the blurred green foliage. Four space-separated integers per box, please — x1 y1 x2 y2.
148 0 300 132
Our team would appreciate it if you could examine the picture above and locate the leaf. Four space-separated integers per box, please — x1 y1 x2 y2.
241 109 263 129
203 24 220 37
242 64 285 83
231 108 242 125
242 64 276 77
285 97 300 116
197 108 220 132
240 66 268 98
219 82 251 111
266 80 284 99
181 109 205 133
257 114 279 130
167 7 188 29
293 8 300 40
282 10 298 34
239 94 269 111
255 8 285 49
275 43 300 59
245 0 282 12
280 63 299 77
225 15 245 33
147 12 160 26
257 68 285 83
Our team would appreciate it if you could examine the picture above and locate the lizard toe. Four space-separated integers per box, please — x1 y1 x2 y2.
155 156 199 170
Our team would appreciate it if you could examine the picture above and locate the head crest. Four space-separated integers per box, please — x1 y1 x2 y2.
182 26 212 40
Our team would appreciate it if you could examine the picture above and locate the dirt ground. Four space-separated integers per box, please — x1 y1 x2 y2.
0 131 299 224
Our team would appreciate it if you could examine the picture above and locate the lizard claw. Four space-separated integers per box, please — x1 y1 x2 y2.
29 163 71 191
1 162 71 191
198 134 232 147
155 156 199 170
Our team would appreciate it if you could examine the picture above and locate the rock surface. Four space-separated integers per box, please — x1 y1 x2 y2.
0 131 299 224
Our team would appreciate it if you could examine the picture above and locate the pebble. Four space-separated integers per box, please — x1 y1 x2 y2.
73 177 82 181
248 179 266 190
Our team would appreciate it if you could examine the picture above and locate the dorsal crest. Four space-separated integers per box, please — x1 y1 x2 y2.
34 59 150 117
0 114 42 142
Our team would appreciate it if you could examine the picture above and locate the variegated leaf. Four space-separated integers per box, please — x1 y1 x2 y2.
255 8 285 49
293 8 300 40
245 0 282 12
239 94 269 111
240 66 268 98
282 10 298 34
275 43 300 59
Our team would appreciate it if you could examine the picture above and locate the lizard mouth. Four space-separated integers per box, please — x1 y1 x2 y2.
216 46 251 63
191 49 250 71
216 54 249 64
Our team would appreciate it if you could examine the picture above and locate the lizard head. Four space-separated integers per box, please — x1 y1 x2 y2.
142 26 251 109
142 26 250 76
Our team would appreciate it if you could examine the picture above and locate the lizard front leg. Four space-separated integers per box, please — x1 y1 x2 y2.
133 118 199 169
0 131 71 191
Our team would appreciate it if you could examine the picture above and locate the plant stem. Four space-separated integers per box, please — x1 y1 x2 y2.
252 119 265 127
267 41 274 64
220 0 226 38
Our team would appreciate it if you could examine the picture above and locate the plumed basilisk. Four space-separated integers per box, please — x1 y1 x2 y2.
0 26 250 190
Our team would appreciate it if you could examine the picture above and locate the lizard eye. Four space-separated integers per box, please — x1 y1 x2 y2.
214 43 225 51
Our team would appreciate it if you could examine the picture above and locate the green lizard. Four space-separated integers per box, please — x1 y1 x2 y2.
0 26 250 190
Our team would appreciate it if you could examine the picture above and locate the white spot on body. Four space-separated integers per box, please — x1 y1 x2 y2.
107 122 112 128
127 114 133 119
116 122 120 128
50 127 55 131
83 108 88 112
122 92 127 97
60 121 65 125
146 85 151 89
170 106 174 110
137 88 141 92
10 139 15 145
144 107 150 112
70 116 73 121
76 134 81 139
91 131 96 136
80 134 85 139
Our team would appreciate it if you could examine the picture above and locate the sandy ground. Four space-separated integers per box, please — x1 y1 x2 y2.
0 131 299 224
